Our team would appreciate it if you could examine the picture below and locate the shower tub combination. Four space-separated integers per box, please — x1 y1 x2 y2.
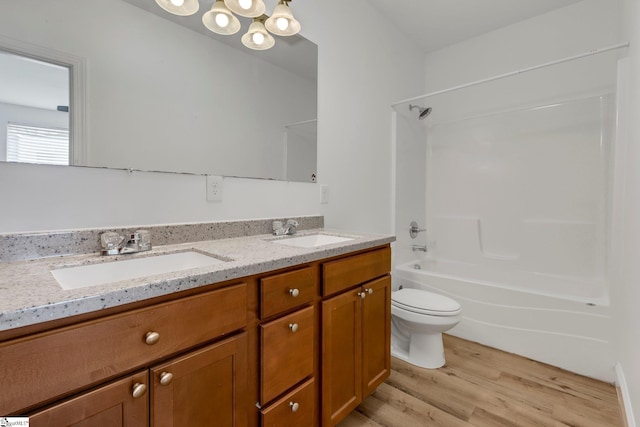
393 258 612 381
392 46 623 382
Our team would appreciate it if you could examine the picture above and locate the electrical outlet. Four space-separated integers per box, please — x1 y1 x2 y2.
206 175 224 202
320 184 329 204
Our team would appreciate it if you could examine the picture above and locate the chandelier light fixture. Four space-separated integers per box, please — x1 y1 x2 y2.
155 0 300 50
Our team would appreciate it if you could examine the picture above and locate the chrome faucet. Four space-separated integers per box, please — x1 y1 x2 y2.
101 230 151 256
272 219 299 236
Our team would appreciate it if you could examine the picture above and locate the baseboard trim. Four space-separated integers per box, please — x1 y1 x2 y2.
616 363 637 427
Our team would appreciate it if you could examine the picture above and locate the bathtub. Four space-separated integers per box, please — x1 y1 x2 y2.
393 258 615 382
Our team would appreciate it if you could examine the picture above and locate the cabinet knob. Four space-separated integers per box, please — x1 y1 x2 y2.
132 382 147 399
365 288 374 295
358 292 367 299
289 288 300 297
145 331 160 345
289 323 299 333
159 371 174 386
289 402 299 413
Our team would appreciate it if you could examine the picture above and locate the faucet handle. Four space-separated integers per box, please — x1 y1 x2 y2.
100 232 123 255
136 230 152 250
286 219 299 227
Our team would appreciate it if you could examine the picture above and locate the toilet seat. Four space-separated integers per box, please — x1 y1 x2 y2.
392 288 461 316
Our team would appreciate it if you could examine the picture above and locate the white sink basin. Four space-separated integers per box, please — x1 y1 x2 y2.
271 234 354 248
51 251 226 290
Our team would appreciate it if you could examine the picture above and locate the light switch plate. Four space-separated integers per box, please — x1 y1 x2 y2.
206 175 224 202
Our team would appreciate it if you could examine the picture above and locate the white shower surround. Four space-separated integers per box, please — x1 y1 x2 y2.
425 93 612 287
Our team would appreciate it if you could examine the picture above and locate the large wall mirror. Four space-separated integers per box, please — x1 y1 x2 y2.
0 0 317 182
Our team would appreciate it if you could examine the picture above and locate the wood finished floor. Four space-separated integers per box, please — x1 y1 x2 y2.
338 334 623 427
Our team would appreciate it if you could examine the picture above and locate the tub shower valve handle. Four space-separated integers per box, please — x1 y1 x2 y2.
409 221 426 239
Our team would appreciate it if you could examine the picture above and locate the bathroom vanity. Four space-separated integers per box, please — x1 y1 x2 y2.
0 219 393 427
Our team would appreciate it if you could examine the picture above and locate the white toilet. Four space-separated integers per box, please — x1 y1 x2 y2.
391 288 462 369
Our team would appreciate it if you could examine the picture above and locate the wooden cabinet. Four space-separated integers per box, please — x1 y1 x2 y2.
29 371 149 427
261 378 316 427
28 334 248 427
1 284 247 415
260 266 315 319
321 248 391 427
260 306 314 404
150 333 247 427
2 243 391 427
361 277 391 396
2 283 248 426
258 267 318 427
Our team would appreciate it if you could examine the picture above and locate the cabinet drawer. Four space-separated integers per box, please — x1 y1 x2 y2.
323 246 391 296
1 283 247 415
260 306 314 404
261 378 315 427
260 266 317 319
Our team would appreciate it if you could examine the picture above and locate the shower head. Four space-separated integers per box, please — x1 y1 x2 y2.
409 104 432 120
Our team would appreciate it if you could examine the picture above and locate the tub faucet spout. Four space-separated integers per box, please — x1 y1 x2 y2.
412 245 427 252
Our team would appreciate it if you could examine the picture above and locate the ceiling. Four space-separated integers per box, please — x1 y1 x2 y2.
367 0 583 53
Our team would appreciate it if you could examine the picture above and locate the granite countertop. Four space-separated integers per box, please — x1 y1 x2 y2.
0 228 394 332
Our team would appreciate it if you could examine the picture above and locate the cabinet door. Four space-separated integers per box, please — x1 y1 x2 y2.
28 371 148 427
151 332 247 427
361 276 391 396
321 288 362 427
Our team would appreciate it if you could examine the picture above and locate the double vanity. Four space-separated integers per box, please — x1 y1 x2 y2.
0 217 394 427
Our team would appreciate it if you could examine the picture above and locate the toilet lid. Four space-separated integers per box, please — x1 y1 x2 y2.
392 288 461 316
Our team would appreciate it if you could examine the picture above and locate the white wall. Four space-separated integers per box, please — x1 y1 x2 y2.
306 2 425 233
612 0 640 423
423 0 619 93
0 0 425 233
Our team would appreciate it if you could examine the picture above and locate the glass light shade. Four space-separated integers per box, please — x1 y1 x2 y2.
265 2 301 36
202 1 241 35
154 0 199 16
241 20 275 50
224 0 265 18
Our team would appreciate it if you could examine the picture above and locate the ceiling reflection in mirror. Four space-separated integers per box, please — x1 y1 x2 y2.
0 0 317 182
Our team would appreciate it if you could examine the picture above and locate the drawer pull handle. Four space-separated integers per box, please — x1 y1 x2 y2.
159 371 174 386
132 383 147 399
289 288 300 297
289 323 299 333
358 291 367 300
289 402 299 413
145 331 160 345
